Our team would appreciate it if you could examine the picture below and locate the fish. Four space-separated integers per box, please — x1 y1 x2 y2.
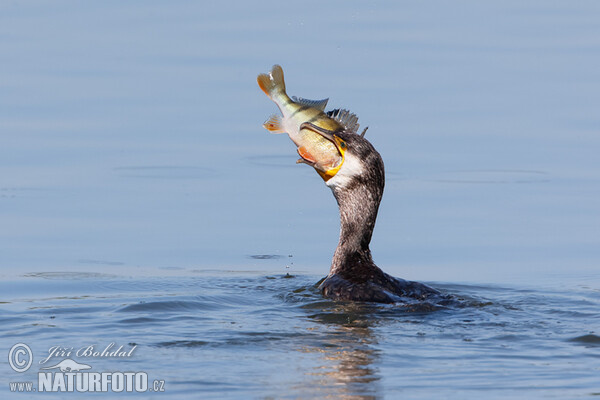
257 65 361 180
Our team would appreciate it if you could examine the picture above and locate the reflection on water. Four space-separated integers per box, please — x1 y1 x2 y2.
569 334 600 347
1 273 598 399
302 304 382 399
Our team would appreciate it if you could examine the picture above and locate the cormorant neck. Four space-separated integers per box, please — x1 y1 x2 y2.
328 174 384 277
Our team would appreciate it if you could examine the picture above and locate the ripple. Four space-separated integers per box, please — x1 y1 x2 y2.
78 259 125 266
114 165 215 179
0 186 46 199
244 155 298 168
3 273 599 398
118 316 162 324
117 299 224 313
431 170 550 184
156 340 210 348
23 271 118 279
388 169 551 184
248 254 288 260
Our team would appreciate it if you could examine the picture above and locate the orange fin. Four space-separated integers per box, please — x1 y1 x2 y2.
297 146 316 163
263 115 284 133
257 65 285 99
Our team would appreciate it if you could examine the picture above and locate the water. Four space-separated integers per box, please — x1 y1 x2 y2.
1 273 599 398
1 0 600 398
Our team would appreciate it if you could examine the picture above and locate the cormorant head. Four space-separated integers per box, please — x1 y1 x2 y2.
297 127 385 198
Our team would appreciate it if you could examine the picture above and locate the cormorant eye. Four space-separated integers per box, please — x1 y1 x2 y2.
340 141 346 149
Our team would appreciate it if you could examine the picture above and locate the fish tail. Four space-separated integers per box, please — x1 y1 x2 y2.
257 65 286 100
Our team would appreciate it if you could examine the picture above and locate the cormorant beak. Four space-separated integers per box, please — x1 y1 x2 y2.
297 122 347 182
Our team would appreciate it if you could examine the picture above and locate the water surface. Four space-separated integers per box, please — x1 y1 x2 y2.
1 0 599 398
1 272 600 398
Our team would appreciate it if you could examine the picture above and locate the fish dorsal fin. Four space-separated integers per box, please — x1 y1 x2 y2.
327 108 360 134
291 96 329 111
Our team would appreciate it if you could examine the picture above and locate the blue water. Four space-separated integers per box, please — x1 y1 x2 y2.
1 1 600 398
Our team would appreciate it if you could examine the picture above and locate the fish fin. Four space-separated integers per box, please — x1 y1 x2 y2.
297 146 316 163
291 96 329 111
296 157 325 172
257 64 285 99
327 109 360 134
263 115 285 133
312 162 328 173
299 158 324 171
